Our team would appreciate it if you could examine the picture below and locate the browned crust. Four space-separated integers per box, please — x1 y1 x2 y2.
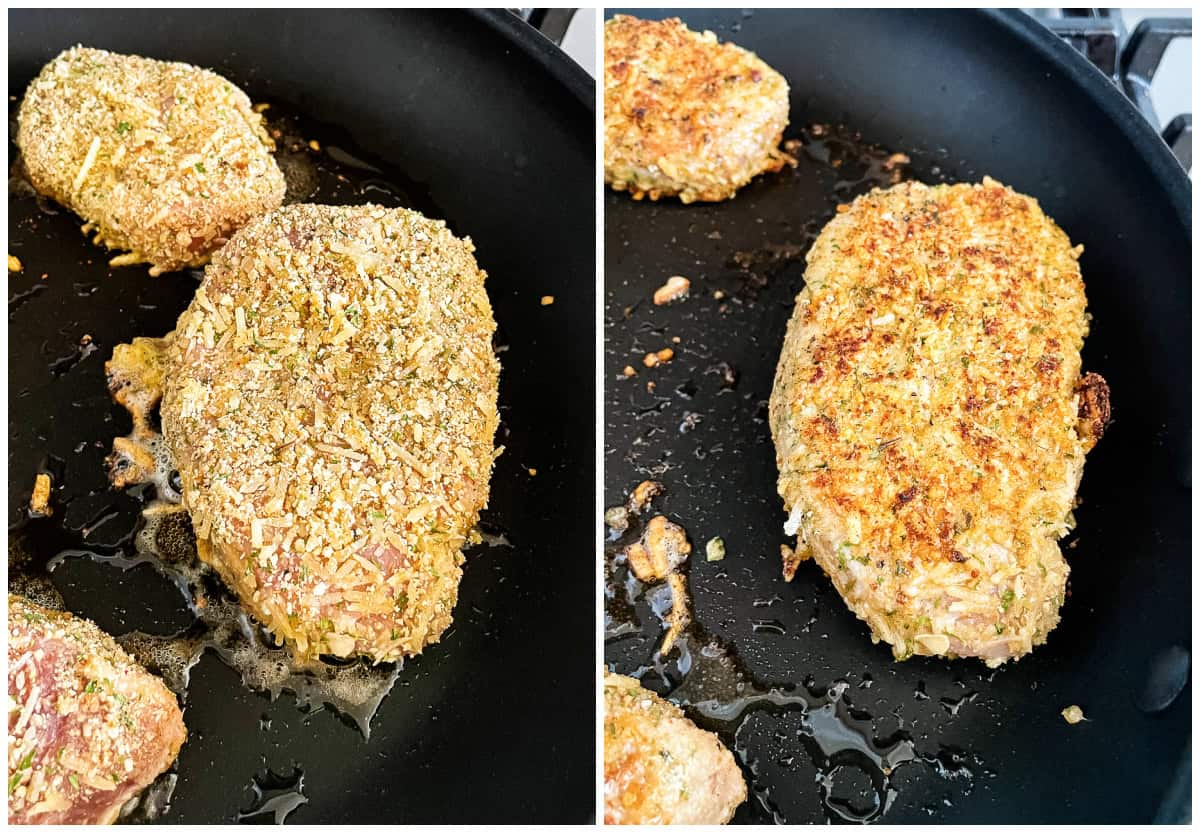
603 672 746 824
604 15 791 203
769 177 1102 665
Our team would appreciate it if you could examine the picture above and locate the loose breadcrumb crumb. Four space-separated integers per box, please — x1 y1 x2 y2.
653 276 691 305
29 473 52 516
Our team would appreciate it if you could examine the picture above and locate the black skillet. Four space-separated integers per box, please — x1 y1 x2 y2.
604 8 1190 824
8 8 594 823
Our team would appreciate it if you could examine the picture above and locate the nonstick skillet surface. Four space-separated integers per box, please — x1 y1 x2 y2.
604 8 1190 824
9 8 595 823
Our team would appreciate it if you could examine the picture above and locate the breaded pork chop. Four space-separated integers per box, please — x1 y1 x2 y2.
604 672 746 825
17 46 284 275
161 204 500 663
604 15 790 204
769 178 1109 666
8 595 186 825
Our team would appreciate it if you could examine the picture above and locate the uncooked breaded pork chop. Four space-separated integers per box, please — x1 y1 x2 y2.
17 46 284 275
604 672 746 825
769 178 1109 666
8 595 186 825
604 15 790 204
160 204 500 663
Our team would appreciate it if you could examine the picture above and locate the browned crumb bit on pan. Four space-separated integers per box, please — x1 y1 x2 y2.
16 46 284 275
29 473 52 517
642 348 674 368
626 480 663 513
8 254 23 272
780 542 811 582
1075 372 1111 450
540 295 555 306
624 517 693 657
604 506 630 534
625 515 690 582
653 275 691 305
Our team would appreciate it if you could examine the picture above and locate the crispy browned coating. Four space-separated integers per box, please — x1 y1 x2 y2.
17 46 284 275
604 15 790 203
604 672 746 825
8 595 186 825
160 204 500 663
769 178 1107 666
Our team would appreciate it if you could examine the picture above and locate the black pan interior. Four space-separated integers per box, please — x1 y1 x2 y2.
9 8 594 823
604 8 1190 824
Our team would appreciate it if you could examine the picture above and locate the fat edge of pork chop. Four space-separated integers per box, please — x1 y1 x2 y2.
769 177 1109 666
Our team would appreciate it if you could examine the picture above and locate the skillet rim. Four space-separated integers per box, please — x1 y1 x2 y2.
471 8 595 114
982 8 1191 228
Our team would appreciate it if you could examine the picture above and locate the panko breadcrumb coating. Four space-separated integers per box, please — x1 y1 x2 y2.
160 204 500 663
8 595 186 825
604 15 791 203
769 178 1109 667
604 671 746 825
17 46 285 275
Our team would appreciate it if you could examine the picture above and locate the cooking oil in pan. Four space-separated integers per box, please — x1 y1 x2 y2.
118 773 179 824
604 492 989 823
43 99 482 738
236 767 308 824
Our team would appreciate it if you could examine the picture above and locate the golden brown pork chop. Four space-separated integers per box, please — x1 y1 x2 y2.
769 178 1109 666
604 15 790 203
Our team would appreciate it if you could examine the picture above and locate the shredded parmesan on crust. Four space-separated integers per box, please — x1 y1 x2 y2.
769 178 1101 666
603 671 746 824
7 595 185 825
16 46 284 274
604 15 792 203
159 204 500 663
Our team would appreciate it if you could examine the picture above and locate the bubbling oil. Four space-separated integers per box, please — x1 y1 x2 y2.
100 429 405 738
